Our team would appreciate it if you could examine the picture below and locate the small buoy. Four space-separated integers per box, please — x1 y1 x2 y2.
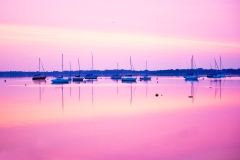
4 80 6 82
157 81 158 83
155 93 159 97
25 84 26 86
203 78 204 80
161 94 163 96
209 87 211 88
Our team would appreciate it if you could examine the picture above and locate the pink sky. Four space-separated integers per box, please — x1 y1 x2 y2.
0 0 240 71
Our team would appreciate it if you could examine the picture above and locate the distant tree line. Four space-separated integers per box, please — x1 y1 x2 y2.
0 68 240 77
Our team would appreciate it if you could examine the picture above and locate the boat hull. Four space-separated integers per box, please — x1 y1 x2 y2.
73 77 84 81
111 75 122 79
84 75 98 79
32 76 46 80
121 77 137 82
51 78 69 84
140 76 151 81
184 75 198 80
207 74 225 78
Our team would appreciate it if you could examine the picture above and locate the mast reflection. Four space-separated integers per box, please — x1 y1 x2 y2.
33 80 46 102
211 80 224 100
122 81 136 105
185 79 198 104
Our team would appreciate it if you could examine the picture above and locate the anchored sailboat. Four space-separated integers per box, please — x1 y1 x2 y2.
140 60 151 81
73 59 84 81
32 58 46 80
68 62 72 81
184 55 198 81
85 52 98 79
121 56 137 82
207 57 225 78
51 54 69 84
111 63 122 79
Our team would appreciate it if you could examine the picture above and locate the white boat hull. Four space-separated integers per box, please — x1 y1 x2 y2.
121 77 137 82
207 74 225 78
51 78 69 84
140 76 151 81
213 74 225 78
184 75 198 80
85 75 98 79
73 77 84 81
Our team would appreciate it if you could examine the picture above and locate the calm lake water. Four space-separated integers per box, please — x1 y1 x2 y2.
0 76 240 160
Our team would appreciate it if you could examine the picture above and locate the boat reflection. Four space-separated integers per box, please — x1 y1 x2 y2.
211 80 224 99
185 79 198 103
32 79 46 84
73 81 82 101
129 83 136 105
140 80 149 98
34 80 46 102
54 85 65 110
86 79 94 106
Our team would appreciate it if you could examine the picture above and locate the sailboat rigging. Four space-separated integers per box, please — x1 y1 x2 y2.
73 58 84 81
32 58 46 80
140 60 151 81
184 55 198 81
51 54 69 84
111 63 122 79
85 52 98 79
121 56 137 82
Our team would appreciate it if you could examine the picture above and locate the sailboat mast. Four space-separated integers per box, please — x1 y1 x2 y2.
39 58 40 72
146 60 147 70
220 56 222 70
69 62 71 77
130 56 132 70
78 59 80 75
191 56 193 70
214 58 219 70
62 54 63 73
91 52 93 71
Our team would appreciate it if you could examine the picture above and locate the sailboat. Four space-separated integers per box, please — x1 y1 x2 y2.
32 58 46 80
111 63 122 79
184 55 198 81
73 59 84 81
207 57 225 78
84 52 98 79
51 54 69 84
68 62 72 81
140 60 151 81
121 56 137 82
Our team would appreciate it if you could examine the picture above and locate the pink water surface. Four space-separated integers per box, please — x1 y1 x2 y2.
0 77 240 159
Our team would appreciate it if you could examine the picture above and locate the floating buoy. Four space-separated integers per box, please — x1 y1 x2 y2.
155 93 159 97
4 80 6 82
161 94 163 96
209 87 211 88
25 84 26 86
157 81 158 83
